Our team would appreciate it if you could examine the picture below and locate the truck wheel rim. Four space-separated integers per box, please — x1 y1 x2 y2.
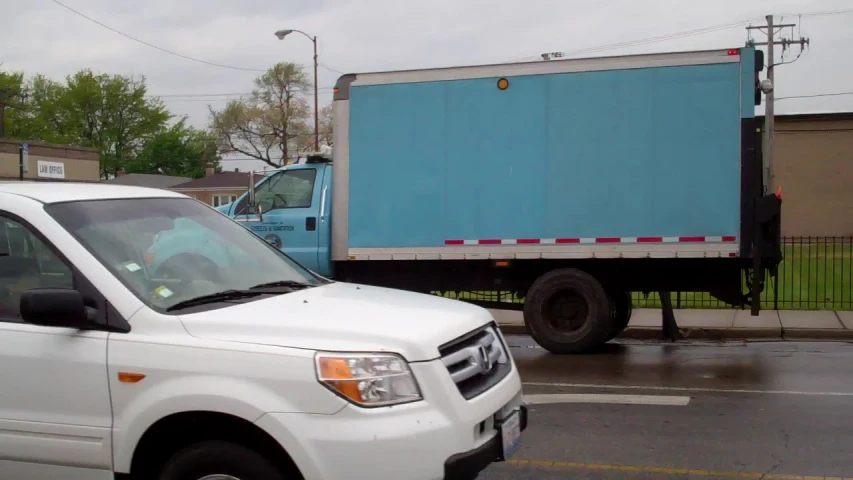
545 290 588 332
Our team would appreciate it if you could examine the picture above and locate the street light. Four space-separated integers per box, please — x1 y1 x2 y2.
275 28 319 151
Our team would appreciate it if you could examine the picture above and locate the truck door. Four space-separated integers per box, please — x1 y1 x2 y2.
231 165 324 271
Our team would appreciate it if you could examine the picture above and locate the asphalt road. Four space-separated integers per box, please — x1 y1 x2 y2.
482 336 853 480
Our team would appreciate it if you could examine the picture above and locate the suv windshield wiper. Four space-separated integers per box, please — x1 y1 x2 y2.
166 289 264 311
248 280 316 291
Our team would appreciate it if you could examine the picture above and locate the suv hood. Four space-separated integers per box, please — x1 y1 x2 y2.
177 282 494 361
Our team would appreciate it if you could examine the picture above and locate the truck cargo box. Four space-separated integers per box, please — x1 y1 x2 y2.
332 48 759 262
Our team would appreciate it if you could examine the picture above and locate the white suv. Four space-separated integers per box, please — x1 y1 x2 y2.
0 182 526 480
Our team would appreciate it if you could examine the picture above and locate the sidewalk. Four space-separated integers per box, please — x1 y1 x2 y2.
491 309 853 340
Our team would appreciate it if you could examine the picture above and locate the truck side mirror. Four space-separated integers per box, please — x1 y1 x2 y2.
248 171 264 221
248 170 256 207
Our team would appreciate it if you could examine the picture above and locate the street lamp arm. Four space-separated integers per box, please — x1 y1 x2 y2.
276 28 315 43
274 27 319 151
293 29 315 42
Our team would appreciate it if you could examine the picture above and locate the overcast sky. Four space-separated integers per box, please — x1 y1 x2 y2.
3 0 852 172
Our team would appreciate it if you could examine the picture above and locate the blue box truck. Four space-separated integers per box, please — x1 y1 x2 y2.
160 46 782 354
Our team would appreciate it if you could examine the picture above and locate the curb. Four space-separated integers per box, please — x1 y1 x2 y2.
614 327 781 340
497 324 853 341
784 328 853 340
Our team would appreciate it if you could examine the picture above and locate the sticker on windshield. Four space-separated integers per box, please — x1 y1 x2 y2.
123 262 142 273
154 286 174 299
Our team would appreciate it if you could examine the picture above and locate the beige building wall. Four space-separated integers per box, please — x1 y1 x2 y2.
0 139 99 182
769 114 853 237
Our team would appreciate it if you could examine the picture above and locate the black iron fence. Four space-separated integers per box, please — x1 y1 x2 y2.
443 236 853 311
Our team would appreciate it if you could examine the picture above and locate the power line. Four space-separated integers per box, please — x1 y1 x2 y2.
776 91 853 101
151 87 335 98
50 0 348 76
527 7 853 63
525 19 754 62
563 20 751 57
319 63 345 75
792 8 853 17
51 0 265 72
154 93 252 98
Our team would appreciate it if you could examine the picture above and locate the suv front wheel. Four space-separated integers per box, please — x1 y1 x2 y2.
158 441 287 480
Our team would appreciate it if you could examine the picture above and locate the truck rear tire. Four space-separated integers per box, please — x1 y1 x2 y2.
523 269 614 354
605 291 633 342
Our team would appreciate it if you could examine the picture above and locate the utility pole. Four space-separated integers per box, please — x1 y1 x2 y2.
747 15 809 193
312 35 319 151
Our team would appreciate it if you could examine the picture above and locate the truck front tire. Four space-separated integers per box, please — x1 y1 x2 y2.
523 269 614 354
158 441 287 480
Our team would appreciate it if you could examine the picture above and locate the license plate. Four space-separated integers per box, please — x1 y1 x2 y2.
499 409 522 460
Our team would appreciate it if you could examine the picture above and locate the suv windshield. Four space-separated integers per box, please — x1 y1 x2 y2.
45 197 324 312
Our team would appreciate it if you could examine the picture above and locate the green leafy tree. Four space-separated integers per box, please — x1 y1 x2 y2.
209 62 313 167
0 69 26 138
128 119 221 178
2 66 224 179
11 74 72 144
58 70 170 177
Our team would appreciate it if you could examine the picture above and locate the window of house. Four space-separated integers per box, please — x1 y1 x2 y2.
212 195 238 207
0 216 74 321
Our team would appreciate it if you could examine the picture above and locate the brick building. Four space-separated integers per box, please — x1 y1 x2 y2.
169 166 250 207
766 112 853 237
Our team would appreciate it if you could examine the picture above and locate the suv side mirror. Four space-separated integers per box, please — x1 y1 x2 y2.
20 288 97 329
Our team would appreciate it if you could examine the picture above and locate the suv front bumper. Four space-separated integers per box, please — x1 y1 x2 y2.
256 356 526 480
444 404 528 479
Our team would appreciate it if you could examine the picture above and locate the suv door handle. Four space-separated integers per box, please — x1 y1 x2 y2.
306 217 317 231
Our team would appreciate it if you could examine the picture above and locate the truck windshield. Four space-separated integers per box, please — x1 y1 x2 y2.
44 197 324 313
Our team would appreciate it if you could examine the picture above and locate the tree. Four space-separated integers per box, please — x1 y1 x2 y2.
128 119 221 178
319 104 333 147
59 70 170 177
209 62 313 168
2 66 224 179
10 74 73 144
0 69 26 139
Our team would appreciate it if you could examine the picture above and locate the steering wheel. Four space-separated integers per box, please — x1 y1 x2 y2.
153 252 223 284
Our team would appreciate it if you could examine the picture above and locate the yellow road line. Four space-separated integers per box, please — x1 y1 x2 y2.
505 459 850 480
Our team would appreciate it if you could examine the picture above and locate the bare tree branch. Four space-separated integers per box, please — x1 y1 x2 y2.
209 62 315 168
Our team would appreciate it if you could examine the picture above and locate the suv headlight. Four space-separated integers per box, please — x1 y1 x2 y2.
315 352 423 407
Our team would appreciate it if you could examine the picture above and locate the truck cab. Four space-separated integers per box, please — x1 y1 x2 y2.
214 153 334 276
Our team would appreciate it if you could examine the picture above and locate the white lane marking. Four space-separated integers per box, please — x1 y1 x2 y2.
523 382 853 397
524 393 690 406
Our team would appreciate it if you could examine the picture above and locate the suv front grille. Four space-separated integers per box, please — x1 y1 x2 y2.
439 324 511 400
